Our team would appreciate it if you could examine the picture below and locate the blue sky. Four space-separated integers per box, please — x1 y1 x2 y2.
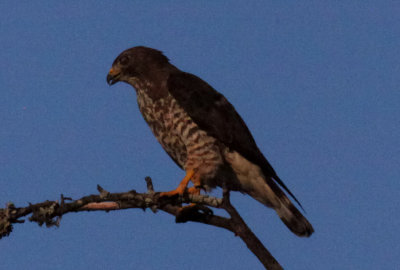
1 1 399 269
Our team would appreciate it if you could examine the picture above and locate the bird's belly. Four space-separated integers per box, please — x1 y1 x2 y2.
137 92 223 188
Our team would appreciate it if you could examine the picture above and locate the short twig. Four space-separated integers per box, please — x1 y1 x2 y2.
0 177 283 269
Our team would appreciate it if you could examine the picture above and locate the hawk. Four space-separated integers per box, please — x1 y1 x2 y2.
107 46 314 237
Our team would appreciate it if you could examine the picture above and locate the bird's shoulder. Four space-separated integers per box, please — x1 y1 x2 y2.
167 71 266 168
166 70 303 207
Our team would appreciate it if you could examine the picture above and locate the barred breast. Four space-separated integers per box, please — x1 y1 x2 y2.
136 90 224 188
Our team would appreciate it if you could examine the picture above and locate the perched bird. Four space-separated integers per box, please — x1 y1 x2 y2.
107 46 314 237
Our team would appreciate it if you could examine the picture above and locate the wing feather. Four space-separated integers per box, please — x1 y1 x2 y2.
167 72 303 207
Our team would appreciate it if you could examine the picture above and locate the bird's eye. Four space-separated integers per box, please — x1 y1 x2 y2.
119 55 129 65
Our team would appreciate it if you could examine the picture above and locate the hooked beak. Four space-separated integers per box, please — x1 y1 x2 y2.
107 68 121 86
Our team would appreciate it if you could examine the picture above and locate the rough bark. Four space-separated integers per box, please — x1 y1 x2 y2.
0 177 283 270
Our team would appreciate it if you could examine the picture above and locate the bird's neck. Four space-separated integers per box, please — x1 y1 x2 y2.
130 69 172 101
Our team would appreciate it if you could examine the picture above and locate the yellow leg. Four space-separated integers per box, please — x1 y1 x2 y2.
159 169 195 197
186 186 201 195
180 187 201 209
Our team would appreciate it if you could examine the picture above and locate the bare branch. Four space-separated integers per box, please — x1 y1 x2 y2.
0 177 282 270
222 188 283 270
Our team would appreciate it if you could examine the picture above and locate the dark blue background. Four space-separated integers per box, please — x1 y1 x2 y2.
1 2 398 269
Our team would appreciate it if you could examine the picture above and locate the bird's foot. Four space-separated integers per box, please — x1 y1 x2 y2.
159 169 196 197
159 186 201 198
159 187 185 197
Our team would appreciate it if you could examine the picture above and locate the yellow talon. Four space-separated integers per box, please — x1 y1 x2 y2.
160 169 195 197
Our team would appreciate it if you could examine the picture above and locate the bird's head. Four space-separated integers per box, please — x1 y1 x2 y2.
107 46 170 87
